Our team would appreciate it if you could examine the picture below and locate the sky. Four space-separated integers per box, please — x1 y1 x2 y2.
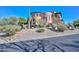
0 6 79 24
0 6 28 18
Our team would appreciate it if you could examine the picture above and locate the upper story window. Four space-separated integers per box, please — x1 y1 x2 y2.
35 13 40 16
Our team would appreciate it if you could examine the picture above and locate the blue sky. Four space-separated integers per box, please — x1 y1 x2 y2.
0 6 79 24
0 6 28 18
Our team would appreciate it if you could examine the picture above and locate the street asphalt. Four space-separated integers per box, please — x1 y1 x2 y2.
0 34 79 52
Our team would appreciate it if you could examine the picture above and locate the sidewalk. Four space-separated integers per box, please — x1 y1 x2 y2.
0 28 79 44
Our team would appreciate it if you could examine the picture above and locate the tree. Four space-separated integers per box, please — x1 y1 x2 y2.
18 17 27 29
35 16 44 28
0 17 18 25
9 17 18 25
73 19 79 27
73 19 79 29
0 17 9 25
18 17 27 25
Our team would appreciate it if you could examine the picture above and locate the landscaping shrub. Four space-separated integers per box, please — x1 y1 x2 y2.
46 23 52 28
36 28 45 33
0 25 21 36
0 26 3 31
57 24 68 32
7 29 16 36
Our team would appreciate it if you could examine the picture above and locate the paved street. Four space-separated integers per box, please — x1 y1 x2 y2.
0 34 79 52
0 29 79 44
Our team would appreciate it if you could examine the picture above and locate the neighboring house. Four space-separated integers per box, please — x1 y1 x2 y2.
31 11 63 27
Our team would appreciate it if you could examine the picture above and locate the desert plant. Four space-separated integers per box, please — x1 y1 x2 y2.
57 24 68 32
18 17 27 25
0 17 18 25
46 23 52 28
8 17 18 25
7 29 16 36
18 17 27 29
0 25 21 36
36 28 45 33
73 19 79 28
0 18 8 25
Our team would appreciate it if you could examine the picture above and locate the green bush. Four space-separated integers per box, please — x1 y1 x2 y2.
73 19 79 27
18 17 27 25
4 25 21 31
57 24 68 32
36 28 45 33
0 26 3 31
0 25 21 36
46 23 52 28
0 17 18 25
